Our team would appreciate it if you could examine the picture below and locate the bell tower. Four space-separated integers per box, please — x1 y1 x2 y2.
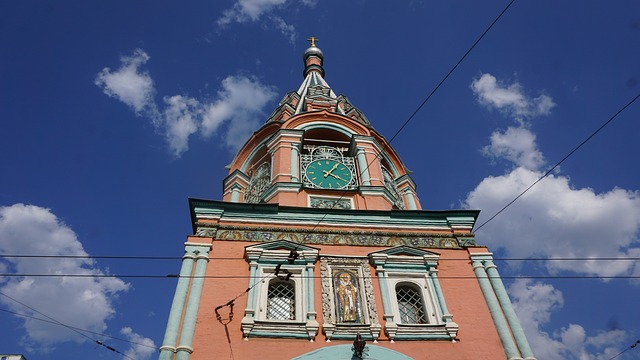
158 41 536 360
222 38 420 211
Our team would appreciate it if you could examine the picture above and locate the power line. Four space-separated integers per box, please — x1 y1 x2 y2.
606 339 640 360
211 0 519 311
0 291 135 360
2 273 639 280
2 254 639 261
0 307 158 350
387 0 517 144
474 92 640 233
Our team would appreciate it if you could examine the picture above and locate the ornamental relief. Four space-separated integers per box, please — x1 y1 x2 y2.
206 225 473 248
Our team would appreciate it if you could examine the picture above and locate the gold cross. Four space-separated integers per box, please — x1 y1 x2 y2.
307 36 319 47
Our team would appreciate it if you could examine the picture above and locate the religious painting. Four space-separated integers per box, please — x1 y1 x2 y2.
333 269 362 323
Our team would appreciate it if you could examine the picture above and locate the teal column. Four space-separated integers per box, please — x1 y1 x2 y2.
305 264 314 315
404 188 417 210
485 261 536 360
374 266 393 321
428 270 449 321
230 186 241 203
246 261 259 316
472 258 522 360
175 247 210 360
159 250 196 360
291 143 300 182
356 148 371 185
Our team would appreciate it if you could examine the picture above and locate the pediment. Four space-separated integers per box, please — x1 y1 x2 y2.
245 239 319 253
369 245 439 258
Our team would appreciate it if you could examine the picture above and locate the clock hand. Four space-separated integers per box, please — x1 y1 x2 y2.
323 162 340 178
323 171 347 182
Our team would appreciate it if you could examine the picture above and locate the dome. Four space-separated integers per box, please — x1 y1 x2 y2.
303 45 324 60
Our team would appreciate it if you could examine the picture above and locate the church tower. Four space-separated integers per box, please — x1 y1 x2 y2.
158 39 536 360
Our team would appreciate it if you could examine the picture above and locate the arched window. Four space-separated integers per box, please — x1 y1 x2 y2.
396 283 427 324
267 279 296 320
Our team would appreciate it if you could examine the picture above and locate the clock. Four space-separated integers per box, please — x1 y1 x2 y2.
301 146 358 190
305 159 353 189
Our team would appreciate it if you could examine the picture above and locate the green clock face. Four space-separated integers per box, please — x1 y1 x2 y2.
305 159 353 189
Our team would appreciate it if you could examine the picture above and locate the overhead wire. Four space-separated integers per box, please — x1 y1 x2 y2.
606 339 640 360
0 307 158 350
3 273 639 280
473 92 640 233
2 254 640 261
297 0 518 228
0 291 135 359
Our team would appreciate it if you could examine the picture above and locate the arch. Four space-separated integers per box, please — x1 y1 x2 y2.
267 278 296 320
292 344 414 360
395 282 428 324
296 121 356 138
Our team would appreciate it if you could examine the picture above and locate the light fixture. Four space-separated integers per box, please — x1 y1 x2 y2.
352 332 366 359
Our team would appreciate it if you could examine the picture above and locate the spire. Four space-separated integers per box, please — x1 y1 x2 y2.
303 36 324 78
264 38 370 126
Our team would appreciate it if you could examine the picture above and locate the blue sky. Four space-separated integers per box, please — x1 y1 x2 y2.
1 1 639 359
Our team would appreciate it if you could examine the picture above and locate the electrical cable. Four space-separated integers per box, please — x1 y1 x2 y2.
3 273 640 280
296 0 517 227
474 92 640 233
0 308 158 350
606 339 640 360
1 254 640 261
0 291 135 360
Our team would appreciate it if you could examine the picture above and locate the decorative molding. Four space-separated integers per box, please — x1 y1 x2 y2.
245 162 271 204
195 227 217 238
198 224 470 249
320 257 381 341
309 197 353 210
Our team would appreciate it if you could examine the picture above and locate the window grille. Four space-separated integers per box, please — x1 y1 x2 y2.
267 279 295 320
396 285 427 324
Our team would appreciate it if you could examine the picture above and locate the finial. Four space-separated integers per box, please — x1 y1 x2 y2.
307 36 319 47
303 36 324 78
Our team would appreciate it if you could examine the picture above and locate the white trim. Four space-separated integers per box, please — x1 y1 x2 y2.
387 274 440 325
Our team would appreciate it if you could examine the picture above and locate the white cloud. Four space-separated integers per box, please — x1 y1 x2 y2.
120 327 156 360
467 73 640 278
466 167 640 277
483 126 545 170
95 49 157 117
217 0 287 25
216 0 315 43
271 16 297 44
201 75 277 149
509 280 626 360
0 204 130 346
471 73 555 122
163 95 201 157
96 50 277 156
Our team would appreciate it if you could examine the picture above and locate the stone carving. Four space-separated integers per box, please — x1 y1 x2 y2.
381 167 405 210
309 197 352 209
200 223 471 249
195 227 217 238
245 162 271 204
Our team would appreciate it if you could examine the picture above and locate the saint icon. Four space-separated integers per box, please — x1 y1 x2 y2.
335 271 360 323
